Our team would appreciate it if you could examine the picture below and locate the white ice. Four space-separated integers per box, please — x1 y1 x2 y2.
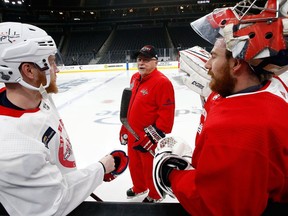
1 68 287 203
52 69 203 203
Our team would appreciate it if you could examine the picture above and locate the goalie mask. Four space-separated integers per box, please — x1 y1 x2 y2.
0 22 58 90
190 0 288 75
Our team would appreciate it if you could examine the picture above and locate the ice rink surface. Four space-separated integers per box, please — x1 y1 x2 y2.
1 67 287 204
52 68 203 203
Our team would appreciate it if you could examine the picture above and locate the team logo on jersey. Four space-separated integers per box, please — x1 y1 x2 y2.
163 98 174 106
42 127 56 148
58 120 76 168
212 94 220 100
41 102 50 110
140 89 148 95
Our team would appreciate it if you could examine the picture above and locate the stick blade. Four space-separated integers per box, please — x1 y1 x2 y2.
120 87 132 119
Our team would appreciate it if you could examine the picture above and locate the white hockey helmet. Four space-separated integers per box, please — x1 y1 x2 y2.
0 22 57 89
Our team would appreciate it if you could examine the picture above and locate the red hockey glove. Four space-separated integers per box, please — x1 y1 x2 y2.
133 136 153 153
104 150 129 182
133 125 165 153
119 126 128 145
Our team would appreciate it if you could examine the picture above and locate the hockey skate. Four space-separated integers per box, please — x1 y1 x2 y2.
126 188 148 199
142 196 163 203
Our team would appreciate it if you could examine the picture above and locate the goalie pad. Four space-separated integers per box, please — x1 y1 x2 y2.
179 46 212 97
152 136 193 198
104 150 129 182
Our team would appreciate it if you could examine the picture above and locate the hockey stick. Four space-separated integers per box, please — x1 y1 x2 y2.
120 88 155 156
120 87 140 141
90 193 103 202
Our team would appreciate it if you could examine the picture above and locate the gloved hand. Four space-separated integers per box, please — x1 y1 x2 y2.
133 125 165 153
119 126 128 145
152 136 193 198
179 46 211 97
103 150 129 182
133 135 152 153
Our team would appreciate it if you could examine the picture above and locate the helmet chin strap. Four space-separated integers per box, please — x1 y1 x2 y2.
18 70 51 91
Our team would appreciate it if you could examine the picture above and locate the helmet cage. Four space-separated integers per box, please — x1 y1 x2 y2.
190 0 288 75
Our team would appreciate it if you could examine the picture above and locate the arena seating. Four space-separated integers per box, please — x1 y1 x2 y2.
97 26 168 64
54 23 213 65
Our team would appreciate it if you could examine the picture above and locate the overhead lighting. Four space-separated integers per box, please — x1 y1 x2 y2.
197 0 210 3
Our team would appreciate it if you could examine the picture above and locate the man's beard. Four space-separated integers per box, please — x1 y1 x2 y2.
209 63 236 97
38 72 58 94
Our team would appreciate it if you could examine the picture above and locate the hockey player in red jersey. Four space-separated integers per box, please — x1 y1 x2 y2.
153 0 288 215
119 45 175 202
0 22 128 216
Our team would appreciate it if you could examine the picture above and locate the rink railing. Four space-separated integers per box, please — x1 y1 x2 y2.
59 61 179 73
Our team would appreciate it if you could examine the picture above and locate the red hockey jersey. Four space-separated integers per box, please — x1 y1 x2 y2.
169 77 288 215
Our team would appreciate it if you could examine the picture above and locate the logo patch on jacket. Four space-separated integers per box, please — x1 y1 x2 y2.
42 127 56 149
58 120 76 168
163 98 174 106
140 89 148 95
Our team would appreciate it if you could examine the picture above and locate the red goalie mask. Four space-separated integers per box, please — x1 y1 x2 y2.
190 0 288 75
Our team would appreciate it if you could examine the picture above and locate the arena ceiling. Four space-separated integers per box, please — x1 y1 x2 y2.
1 0 267 27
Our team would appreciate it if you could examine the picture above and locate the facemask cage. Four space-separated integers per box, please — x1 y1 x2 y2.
190 0 288 75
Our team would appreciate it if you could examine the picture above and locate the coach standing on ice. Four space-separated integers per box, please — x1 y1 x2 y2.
0 22 130 216
119 45 175 203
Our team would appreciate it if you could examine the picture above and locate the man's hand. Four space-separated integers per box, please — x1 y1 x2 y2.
133 125 165 154
102 150 129 182
119 126 128 145
152 136 193 198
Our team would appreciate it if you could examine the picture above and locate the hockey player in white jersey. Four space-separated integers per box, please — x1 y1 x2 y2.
0 22 128 216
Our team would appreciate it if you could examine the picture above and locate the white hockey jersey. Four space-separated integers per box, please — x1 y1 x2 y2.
0 87 105 216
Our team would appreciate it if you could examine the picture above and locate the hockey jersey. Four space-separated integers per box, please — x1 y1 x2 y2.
0 87 105 216
169 77 288 216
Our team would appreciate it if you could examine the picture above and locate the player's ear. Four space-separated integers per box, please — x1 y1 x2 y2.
20 63 34 79
231 58 241 73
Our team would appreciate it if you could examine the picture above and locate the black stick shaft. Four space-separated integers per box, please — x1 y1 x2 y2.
90 193 103 202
